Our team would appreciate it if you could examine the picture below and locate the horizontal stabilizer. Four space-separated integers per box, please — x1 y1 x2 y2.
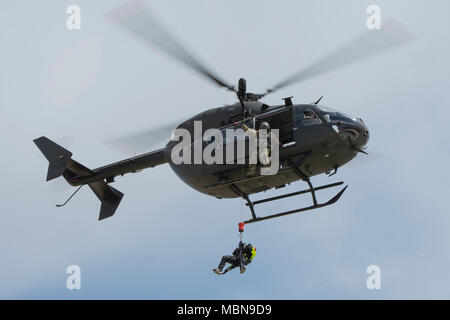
89 181 124 220
33 136 73 181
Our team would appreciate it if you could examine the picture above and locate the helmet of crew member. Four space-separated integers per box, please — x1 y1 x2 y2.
259 122 270 130
244 244 256 261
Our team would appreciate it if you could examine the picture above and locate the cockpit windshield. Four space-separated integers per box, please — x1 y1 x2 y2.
317 105 338 114
317 105 353 122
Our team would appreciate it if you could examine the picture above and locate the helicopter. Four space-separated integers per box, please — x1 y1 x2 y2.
33 1 411 224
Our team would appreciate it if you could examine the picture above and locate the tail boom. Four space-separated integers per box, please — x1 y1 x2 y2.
33 136 167 220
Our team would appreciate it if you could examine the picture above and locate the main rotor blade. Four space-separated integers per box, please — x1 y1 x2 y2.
106 120 181 155
106 1 235 92
262 20 413 96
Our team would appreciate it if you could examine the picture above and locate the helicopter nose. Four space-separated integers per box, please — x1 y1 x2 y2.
355 118 369 148
337 117 369 149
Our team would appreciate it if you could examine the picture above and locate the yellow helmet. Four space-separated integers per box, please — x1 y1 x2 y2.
250 246 256 260
245 244 256 261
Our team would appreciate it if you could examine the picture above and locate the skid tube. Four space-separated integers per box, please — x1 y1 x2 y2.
243 181 348 224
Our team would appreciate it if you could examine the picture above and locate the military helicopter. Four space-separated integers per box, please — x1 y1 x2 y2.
33 2 411 223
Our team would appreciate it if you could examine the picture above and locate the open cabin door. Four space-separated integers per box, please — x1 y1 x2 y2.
292 107 330 150
205 118 256 164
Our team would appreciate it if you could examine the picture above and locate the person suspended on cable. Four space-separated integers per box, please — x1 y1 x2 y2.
213 241 256 275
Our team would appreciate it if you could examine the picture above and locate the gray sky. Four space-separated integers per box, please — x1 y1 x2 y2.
1 0 450 299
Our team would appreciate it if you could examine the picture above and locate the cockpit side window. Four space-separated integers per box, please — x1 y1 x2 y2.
304 110 317 119
293 108 322 129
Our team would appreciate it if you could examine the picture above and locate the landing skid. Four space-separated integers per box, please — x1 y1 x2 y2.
243 181 348 224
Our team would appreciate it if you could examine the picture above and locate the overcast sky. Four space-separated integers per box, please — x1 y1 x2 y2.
1 0 450 299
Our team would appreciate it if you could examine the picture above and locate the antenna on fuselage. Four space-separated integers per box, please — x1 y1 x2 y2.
313 96 324 105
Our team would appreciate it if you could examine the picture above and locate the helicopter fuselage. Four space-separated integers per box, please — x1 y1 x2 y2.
33 0 406 221
165 101 369 199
